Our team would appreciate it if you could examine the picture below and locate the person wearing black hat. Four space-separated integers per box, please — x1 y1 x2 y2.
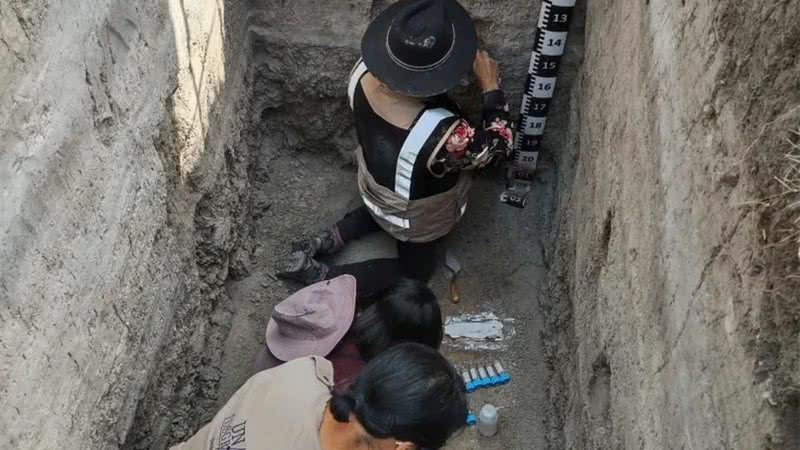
278 0 512 295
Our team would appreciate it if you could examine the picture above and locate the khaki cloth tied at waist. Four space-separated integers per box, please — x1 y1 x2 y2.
356 147 472 243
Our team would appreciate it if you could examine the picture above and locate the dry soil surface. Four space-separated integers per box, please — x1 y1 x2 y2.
213 136 558 449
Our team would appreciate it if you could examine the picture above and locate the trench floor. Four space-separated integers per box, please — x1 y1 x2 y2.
215 137 556 449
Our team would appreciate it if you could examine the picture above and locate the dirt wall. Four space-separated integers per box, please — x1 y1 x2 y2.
0 0 252 448
543 0 800 448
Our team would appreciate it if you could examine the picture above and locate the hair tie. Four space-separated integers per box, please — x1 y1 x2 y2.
330 393 356 423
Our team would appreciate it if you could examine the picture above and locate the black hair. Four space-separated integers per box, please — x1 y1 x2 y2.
354 278 443 361
330 343 468 449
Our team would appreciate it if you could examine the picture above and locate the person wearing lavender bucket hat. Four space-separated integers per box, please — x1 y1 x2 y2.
255 275 443 391
266 275 358 362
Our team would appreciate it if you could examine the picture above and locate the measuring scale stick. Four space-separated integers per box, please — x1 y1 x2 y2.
501 0 576 208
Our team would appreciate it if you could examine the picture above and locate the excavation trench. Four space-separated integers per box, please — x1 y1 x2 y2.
122 3 583 448
7 1 795 449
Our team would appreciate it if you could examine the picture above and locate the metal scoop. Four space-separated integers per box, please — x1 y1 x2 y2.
445 250 462 304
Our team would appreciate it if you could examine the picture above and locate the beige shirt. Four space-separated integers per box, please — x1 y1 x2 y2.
171 356 334 450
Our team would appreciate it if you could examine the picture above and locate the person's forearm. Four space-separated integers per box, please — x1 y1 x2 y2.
430 90 513 175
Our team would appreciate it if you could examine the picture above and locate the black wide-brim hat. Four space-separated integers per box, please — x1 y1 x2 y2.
362 0 478 97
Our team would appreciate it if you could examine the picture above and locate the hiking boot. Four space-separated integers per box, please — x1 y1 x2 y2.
276 251 329 284
291 227 344 258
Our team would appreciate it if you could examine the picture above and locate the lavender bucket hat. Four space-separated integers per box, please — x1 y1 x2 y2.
265 275 357 361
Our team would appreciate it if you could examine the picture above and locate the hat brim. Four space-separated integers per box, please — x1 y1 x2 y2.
361 0 478 97
265 275 357 362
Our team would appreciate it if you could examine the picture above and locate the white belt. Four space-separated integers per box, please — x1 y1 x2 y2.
361 195 410 229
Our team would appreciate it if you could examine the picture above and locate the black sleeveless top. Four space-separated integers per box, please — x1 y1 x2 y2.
352 80 461 200
350 65 512 201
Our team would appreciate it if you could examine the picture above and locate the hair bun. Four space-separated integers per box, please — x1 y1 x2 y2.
330 393 355 423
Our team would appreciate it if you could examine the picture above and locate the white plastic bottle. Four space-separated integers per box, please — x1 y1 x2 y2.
477 404 498 437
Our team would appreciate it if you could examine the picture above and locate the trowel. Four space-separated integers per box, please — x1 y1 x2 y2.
445 250 462 304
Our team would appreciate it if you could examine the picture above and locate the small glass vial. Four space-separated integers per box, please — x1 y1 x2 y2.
477 404 498 437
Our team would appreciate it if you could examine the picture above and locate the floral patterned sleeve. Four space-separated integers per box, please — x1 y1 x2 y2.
440 89 513 172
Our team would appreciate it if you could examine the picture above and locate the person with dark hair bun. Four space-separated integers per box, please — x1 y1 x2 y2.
254 276 443 391
326 343 468 449
171 344 467 450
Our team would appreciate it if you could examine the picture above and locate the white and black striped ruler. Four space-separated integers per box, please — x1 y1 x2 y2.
501 0 576 208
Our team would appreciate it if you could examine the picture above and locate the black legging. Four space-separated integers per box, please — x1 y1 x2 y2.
326 206 437 299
